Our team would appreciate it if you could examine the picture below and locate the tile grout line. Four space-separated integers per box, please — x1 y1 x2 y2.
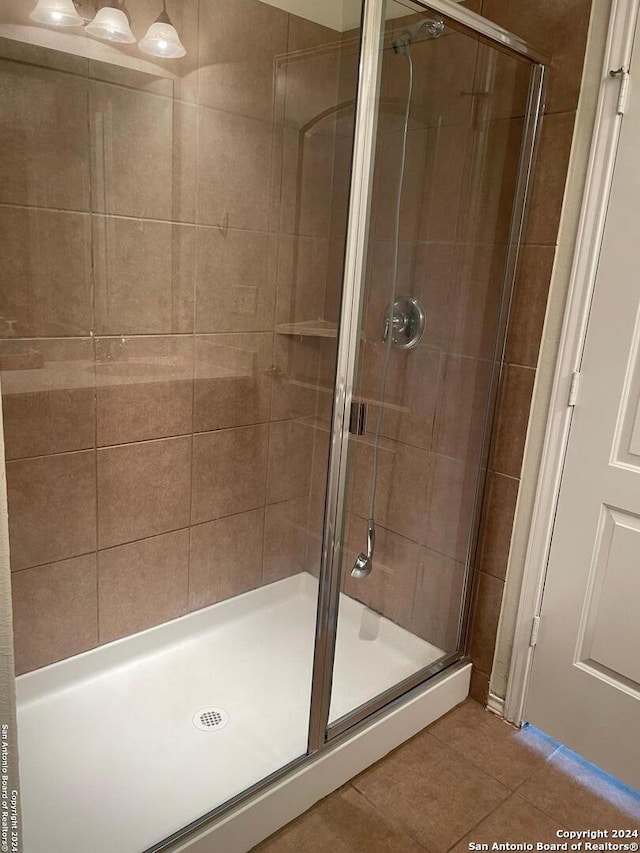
424 735 513 852
261 332 277 587
6 423 280 465
352 724 558 853
426 721 565 849
505 744 577 828
347 783 435 853
86 59 101 649
186 271 197 612
0 199 553 247
424 716 572 841
9 504 272 576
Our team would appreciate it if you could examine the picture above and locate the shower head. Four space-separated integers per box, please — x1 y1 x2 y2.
392 18 445 54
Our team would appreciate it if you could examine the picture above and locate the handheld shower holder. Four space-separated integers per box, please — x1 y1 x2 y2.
351 519 375 579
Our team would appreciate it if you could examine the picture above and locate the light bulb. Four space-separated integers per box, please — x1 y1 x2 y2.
86 6 136 43
139 14 186 59
29 0 84 27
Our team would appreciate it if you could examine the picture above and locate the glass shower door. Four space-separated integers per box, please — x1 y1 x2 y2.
319 0 541 734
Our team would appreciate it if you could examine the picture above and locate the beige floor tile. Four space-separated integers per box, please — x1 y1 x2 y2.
429 700 559 789
450 794 565 852
253 785 426 852
352 730 509 852
518 747 640 830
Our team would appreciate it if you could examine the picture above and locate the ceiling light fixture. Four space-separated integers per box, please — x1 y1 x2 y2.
139 1 186 59
86 1 136 43
29 0 84 27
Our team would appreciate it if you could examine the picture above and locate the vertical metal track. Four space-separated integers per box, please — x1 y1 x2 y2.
459 61 547 656
307 0 386 753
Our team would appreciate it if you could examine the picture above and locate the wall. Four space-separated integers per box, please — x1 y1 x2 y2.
0 0 354 675
467 0 595 703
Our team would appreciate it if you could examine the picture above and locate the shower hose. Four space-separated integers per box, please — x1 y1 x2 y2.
359 43 414 574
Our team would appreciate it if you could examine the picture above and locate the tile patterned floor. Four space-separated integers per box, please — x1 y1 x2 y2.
253 699 640 852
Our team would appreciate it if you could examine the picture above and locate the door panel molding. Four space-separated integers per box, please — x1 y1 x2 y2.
614 301 640 465
576 505 640 689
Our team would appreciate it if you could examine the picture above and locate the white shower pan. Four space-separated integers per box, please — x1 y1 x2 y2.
16 572 469 853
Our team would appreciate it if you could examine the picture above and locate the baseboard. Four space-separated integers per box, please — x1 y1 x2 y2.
487 691 506 718
170 663 472 853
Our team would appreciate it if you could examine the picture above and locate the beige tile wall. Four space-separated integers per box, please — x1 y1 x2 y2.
0 0 353 674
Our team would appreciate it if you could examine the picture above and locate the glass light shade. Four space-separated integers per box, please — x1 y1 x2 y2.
139 21 186 58
85 7 136 43
29 0 84 27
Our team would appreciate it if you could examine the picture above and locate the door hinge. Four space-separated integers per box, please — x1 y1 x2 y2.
610 67 630 115
529 615 541 647
568 371 581 407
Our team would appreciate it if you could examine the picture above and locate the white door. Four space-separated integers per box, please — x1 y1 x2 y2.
525 33 640 790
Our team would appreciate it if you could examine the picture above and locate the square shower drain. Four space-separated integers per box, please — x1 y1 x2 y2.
193 708 230 732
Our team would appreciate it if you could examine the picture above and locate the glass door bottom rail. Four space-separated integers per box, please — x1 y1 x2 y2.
17 572 443 853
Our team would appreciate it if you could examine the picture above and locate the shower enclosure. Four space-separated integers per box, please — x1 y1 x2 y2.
0 0 545 850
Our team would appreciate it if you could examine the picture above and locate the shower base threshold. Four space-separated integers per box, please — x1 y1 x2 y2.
17 571 448 853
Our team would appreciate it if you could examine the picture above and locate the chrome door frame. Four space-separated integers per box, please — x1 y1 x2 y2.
400 0 548 64
306 0 387 754
309 0 548 751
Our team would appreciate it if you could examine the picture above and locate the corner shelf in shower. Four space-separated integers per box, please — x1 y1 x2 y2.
275 320 365 340
294 415 401 452
275 320 338 338
283 377 408 414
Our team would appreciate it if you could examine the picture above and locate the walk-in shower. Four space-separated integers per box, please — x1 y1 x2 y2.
0 0 546 850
